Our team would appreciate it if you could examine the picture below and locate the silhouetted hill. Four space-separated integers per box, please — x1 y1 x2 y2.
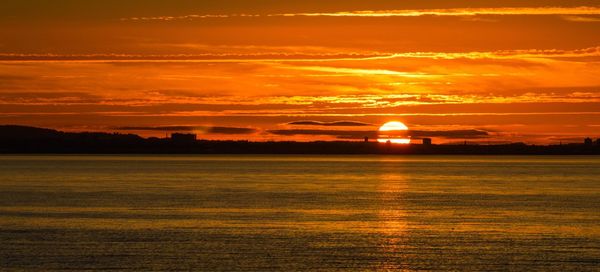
0 125 63 139
0 125 144 153
0 125 143 141
0 125 599 155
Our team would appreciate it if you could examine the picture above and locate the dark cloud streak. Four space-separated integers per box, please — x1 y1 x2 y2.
268 129 490 139
114 126 257 134
287 120 373 126
208 126 257 134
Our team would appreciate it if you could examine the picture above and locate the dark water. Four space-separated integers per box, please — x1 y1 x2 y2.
0 155 599 271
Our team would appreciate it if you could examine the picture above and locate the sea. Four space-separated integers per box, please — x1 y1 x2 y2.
0 155 599 271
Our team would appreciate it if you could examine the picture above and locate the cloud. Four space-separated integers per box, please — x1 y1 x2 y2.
120 7 600 21
268 129 489 139
277 7 600 17
286 65 437 78
561 15 600 22
0 53 392 63
208 126 257 134
1 47 599 63
287 120 373 126
409 130 490 139
0 92 105 105
113 126 196 131
114 126 256 134
122 14 250 21
268 129 376 138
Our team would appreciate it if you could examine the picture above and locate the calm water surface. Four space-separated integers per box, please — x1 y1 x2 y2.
0 155 599 271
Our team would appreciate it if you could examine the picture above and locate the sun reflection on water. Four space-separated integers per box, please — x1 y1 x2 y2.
376 165 411 271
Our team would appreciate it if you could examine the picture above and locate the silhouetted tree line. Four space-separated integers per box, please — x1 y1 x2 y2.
1 125 599 155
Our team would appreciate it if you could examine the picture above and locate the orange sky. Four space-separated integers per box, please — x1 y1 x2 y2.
1 1 600 143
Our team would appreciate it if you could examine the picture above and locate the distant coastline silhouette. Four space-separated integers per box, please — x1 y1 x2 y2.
1 125 599 155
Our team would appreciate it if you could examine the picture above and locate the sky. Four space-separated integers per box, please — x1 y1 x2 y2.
1 1 600 143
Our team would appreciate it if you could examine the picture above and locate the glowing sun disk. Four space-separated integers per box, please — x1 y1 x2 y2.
378 121 411 144
379 121 409 131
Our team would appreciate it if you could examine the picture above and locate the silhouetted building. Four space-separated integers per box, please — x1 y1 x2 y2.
584 137 593 146
596 138 600 146
422 138 432 145
171 133 197 143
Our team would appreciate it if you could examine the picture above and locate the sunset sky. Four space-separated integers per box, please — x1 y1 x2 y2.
1 1 600 143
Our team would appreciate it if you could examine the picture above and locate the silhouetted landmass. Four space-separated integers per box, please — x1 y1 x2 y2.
1 125 599 155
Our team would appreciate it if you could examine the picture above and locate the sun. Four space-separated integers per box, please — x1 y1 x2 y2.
377 121 411 144
379 121 408 132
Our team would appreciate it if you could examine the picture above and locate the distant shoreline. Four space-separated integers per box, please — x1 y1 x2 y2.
1 125 599 155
